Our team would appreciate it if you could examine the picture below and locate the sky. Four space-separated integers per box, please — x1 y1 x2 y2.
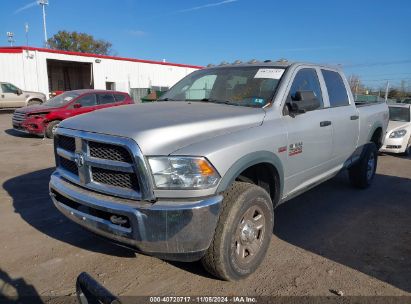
0 0 410 90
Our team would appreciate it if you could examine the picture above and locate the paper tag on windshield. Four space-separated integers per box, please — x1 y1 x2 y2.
254 68 284 79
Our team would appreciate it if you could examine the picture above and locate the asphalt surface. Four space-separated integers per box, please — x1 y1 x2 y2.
0 111 410 302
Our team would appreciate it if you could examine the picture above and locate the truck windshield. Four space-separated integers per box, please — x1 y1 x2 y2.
43 92 81 107
389 107 410 122
159 66 285 108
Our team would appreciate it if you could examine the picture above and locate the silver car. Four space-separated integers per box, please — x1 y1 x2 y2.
0 82 46 108
380 104 411 155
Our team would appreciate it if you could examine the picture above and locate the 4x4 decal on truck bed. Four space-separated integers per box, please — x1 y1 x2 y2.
289 142 303 156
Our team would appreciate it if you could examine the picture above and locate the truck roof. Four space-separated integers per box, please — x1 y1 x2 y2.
204 60 341 70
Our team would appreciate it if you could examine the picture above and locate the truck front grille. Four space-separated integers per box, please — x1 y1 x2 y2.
59 156 78 175
12 111 26 124
54 132 147 200
89 141 132 163
57 135 76 152
92 167 139 189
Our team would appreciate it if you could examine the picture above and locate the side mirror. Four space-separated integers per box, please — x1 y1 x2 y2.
289 91 321 116
16 89 23 95
73 103 82 109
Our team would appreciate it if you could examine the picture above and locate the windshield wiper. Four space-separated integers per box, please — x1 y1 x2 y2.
157 97 177 101
197 98 240 106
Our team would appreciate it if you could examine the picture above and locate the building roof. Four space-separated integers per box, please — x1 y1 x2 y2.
0 46 203 69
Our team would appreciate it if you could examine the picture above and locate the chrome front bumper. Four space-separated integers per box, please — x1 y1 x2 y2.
49 172 222 261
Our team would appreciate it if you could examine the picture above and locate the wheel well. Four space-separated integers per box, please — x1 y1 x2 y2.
370 127 383 149
28 98 43 104
235 162 280 206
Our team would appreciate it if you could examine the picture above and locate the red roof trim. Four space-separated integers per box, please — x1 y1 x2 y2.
0 46 203 69
0 48 22 54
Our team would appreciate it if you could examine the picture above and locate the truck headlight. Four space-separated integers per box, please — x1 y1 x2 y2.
389 129 407 138
148 157 220 190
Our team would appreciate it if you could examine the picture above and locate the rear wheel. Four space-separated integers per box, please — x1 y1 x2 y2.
201 182 274 281
45 120 61 139
349 143 378 189
27 99 42 106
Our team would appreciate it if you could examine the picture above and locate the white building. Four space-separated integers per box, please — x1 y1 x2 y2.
0 46 201 100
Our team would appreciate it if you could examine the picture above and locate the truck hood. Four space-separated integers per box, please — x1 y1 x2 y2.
59 102 266 155
387 121 410 133
16 105 59 114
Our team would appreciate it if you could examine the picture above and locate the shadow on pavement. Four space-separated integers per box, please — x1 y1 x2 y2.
0 268 43 304
2 168 135 258
3 167 411 290
274 171 411 293
4 129 41 138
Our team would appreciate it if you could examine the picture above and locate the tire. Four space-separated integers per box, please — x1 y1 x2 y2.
201 182 274 281
349 143 378 189
45 120 61 139
27 99 42 106
403 140 411 157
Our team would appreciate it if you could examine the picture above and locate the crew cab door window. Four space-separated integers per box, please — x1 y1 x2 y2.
288 68 323 108
321 70 349 107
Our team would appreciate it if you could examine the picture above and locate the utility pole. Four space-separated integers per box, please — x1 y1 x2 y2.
384 81 390 102
6 32 15 46
25 23 29 47
38 0 49 47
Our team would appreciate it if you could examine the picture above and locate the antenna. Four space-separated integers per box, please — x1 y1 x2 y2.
38 0 49 47
6 32 15 46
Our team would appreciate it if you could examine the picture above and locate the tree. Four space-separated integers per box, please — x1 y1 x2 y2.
348 74 366 95
47 31 113 55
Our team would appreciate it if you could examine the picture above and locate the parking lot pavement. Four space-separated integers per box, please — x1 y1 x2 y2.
0 111 410 300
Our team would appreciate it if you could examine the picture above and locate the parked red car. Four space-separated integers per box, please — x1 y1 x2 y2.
12 90 133 138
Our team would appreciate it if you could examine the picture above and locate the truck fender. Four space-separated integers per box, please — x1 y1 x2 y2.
367 122 384 147
216 151 284 200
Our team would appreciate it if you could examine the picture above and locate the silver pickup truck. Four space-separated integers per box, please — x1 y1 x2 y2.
0 82 46 108
49 61 388 281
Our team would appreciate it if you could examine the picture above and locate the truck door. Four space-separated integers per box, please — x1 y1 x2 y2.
283 67 333 195
320 69 359 164
0 83 25 108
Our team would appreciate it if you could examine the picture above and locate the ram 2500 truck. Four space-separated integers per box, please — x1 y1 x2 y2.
49 61 389 281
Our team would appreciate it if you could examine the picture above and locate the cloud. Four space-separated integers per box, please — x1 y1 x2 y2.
176 0 238 13
129 30 146 37
14 1 38 14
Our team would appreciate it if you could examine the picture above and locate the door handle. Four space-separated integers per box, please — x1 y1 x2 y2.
320 121 332 127
350 115 359 120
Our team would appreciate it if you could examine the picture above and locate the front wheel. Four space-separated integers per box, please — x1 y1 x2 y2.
45 120 61 139
349 143 378 189
201 182 274 281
